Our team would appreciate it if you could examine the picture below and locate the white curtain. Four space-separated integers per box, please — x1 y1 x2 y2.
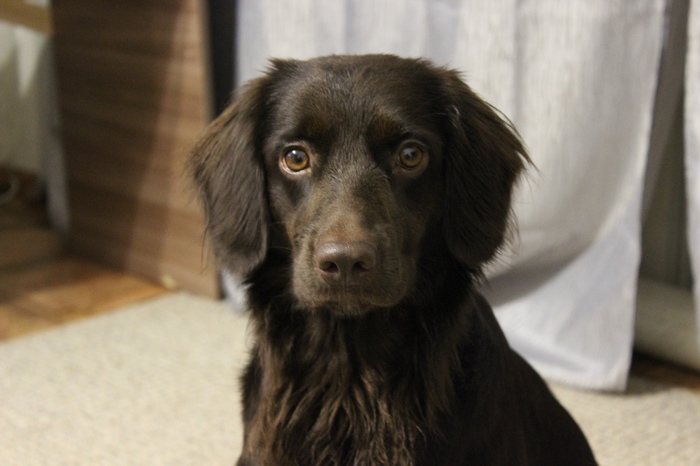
0 22 53 175
0 20 68 233
235 0 699 391
687 0 700 357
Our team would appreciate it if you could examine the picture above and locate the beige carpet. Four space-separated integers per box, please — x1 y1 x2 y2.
1 293 699 465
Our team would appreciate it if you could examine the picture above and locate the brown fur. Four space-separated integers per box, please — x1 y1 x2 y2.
190 54 596 465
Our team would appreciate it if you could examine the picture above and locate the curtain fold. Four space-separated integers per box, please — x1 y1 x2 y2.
686 0 700 344
234 0 692 390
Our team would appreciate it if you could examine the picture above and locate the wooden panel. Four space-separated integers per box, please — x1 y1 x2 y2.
52 0 218 297
69 183 212 272
0 0 53 34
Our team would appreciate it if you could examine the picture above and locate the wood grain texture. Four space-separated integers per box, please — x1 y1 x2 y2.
0 257 167 340
52 0 218 297
631 352 700 393
0 0 53 34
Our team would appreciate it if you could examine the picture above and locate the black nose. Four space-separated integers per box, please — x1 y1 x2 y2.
315 241 377 285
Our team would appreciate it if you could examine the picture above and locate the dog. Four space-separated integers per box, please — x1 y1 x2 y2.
190 54 596 466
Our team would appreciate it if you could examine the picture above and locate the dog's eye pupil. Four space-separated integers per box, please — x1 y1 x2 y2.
283 149 310 172
398 145 424 169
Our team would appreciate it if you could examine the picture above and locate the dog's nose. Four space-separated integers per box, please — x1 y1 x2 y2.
315 241 377 284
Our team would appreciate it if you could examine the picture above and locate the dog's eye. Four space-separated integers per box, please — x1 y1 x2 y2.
281 149 311 173
397 144 426 170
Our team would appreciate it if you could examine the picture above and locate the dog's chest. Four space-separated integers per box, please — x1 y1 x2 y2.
241 305 466 465
251 348 426 465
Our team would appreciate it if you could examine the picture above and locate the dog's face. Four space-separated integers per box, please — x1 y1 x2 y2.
191 55 527 317
262 57 448 315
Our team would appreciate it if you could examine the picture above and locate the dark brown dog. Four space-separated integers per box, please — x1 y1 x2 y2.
190 54 596 466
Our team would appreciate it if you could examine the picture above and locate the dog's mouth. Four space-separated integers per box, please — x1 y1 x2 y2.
292 258 412 317
295 289 406 318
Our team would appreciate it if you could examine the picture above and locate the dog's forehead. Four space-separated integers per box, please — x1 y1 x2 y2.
268 56 445 142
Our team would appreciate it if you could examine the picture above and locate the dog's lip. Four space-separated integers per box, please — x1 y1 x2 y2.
305 297 394 318
297 286 406 312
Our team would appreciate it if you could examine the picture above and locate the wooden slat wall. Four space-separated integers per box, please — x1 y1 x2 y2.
0 0 53 35
52 0 219 297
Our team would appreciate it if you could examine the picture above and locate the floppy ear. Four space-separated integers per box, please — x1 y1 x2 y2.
441 71 530 270
189 77 270 276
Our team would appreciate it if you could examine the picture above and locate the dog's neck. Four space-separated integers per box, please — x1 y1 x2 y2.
245 255 474 465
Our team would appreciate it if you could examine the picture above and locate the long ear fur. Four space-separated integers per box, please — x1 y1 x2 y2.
189 77 270 276
441 70 530 270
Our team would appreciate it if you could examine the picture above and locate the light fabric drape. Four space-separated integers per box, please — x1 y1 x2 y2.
0 22 68 233
687 1 700 347
0 23 52 175
235 0 699 390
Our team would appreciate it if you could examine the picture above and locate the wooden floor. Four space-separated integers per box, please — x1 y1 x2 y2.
0 256 167 340
631 352 700 392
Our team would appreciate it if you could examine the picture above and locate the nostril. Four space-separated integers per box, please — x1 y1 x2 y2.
320 260 340 274
353 254 375 274
315 241 377 283
354 262 369 272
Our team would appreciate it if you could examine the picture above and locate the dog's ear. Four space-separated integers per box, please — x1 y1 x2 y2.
189 77 270 276
440 70 529 270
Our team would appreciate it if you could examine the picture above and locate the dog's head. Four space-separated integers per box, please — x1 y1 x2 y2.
190 55 527 316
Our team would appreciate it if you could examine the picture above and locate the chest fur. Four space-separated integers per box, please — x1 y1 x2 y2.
240 302 469 466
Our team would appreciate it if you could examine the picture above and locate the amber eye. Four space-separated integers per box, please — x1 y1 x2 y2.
397 144 426 170
281 148 310 173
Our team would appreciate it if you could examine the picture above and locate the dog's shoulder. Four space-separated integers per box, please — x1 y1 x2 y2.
443 293 597 465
